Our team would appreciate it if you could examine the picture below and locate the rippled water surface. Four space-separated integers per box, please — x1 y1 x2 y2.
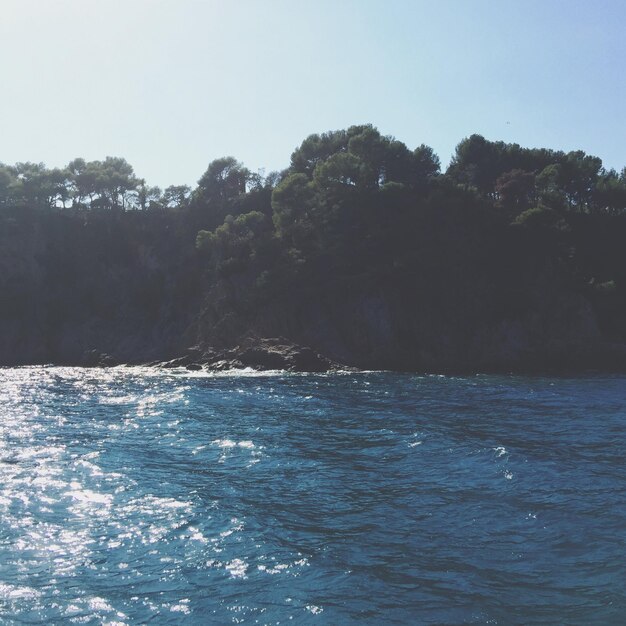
1 367 625 624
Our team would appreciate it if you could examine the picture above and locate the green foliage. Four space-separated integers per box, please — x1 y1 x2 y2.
289 126 367 175
196 229 216 252
195 157 249 204
163 185 191 209
447 134 499 192
447 134 626 222
271 173 316 247
134 181 163 211
413 144 441 180
313 152 364 190
195 211 271 275
594 279 616 294
2 125 626 341
513 205 560 229
594 170 626 214
560 150 602 209
290 125 439 192
271 125 444 264
0 165 19 207
495 169 536 213
190 157 253 229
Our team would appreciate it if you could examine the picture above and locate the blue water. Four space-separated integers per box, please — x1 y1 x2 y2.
1 368 625 624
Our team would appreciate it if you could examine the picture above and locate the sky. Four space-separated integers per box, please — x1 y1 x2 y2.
0 0 624 189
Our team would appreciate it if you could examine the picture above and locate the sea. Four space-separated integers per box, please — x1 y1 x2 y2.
0 367 625 625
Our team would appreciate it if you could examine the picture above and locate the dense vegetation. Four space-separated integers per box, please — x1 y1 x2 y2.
1 126 625 369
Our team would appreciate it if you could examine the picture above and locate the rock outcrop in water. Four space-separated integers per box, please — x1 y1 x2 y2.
159 339 339 373
1 126 625 372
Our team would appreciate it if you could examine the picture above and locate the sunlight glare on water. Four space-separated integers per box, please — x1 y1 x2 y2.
0 366 625 624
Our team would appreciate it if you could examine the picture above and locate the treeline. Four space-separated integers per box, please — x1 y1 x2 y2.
0 157 191 211
2 125 626 367
3 123 626 303
191 126 626 288
2 126 624 220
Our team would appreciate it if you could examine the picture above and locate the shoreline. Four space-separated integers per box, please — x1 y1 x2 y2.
4 336 626 377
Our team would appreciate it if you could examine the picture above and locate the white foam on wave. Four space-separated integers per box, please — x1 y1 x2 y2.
170 602 191 614
212 439 256 450
220 517 244 538
306 605 324 615
0 583 42 600
257 556 309 575
210 439 262 465
88 597 115 612
177 367 288 379
66 486 113 504
212 438 236 448
225 558 248 578
408 432 424 448
99 394 139 405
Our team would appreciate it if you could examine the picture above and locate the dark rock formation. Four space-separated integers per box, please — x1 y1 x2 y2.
155 339 339 373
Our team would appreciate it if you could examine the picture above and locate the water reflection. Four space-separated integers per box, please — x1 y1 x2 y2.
0 367 625 623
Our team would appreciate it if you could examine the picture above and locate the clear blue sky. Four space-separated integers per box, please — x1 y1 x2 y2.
1 0 624 189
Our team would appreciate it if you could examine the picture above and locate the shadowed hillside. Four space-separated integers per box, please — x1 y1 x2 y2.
1 126 626 371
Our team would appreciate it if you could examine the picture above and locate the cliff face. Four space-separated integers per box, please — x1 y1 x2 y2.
190 262 625 373
0 211 202 366
1 246 624 372
1 209 625 373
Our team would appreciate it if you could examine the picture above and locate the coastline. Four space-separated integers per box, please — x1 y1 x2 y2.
4 337 626 376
